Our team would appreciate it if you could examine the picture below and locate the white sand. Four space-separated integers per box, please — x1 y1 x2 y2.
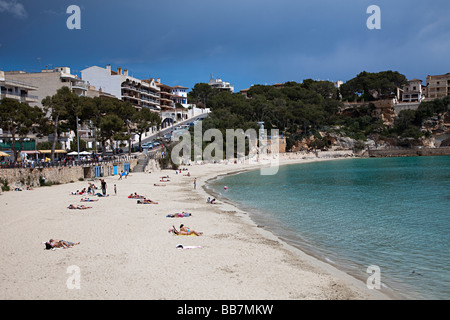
0 156 395 300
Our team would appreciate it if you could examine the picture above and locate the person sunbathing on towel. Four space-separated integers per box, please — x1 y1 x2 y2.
166 212 191 218
128 193 145 199
68 204 92 210
137 198 158 204
44 239 80 250
81 198 98 202
172 224 203 236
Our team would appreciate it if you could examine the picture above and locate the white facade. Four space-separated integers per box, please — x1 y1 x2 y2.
189 105 210 118
171 85 188 105
81 65 160 110
81 65 123 98
208 77 234 93
334 80 343 88
401 79 424 103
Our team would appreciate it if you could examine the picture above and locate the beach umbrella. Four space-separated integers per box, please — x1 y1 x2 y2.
67 151 79 156
0 151 11 157
79 151 91 155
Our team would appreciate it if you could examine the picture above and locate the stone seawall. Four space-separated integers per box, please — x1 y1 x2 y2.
0 159 138 189
368 147 450 158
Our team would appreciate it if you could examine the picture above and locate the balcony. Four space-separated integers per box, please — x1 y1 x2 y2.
0 92 39 103
71 82 89 91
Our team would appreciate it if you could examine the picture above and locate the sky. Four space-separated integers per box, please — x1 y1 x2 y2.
0 0 449 92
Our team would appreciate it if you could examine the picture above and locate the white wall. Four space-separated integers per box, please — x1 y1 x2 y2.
81 66 122 99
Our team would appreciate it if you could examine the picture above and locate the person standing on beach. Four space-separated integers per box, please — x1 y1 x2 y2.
193 178 197 190
114 184 117 195
101 179 107 196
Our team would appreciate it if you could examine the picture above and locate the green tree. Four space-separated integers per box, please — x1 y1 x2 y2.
41 86 79 161
70 138 87 152
188 83 216 108
0 98 25 162
132 107 161 150
340 71 407 102
17 104 45 153
302 79 338 100
113 100 137 155
98 114 126 156
0 99 45 163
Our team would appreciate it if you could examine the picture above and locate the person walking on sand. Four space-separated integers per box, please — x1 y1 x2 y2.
193 178 197 190
114 184 117 195
101 179 107 196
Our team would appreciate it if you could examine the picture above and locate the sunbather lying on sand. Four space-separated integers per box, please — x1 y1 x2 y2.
154 184 166 187
128 193 145 199
137 199 158 204
68 204 92 210
166 212 192 218
171 225 203 236
81 198 98 202
43 239 80 250
71 189 87 195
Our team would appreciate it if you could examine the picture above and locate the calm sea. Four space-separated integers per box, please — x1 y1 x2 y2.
208 156 450 300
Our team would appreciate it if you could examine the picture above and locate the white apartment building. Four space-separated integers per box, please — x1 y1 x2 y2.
0 70 39 105
4 67 88 108
334 80 344 88
208 76 234 93
81 65 160 111
401 79 424 103
171 85 188 105
1 71 40 143
171 85 192 122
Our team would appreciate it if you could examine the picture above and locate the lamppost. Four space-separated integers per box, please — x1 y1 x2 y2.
76 115 80 161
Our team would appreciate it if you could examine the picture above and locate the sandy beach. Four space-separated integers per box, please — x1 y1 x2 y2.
0 155 394 300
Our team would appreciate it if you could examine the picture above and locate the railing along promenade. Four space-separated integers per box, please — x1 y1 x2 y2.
0 154 138 170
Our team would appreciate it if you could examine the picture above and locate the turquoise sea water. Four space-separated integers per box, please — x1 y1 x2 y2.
208 156 450 300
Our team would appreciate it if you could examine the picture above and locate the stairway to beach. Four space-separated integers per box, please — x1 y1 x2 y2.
133 154 149 173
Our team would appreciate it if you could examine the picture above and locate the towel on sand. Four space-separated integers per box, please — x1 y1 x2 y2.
176 244 202 250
